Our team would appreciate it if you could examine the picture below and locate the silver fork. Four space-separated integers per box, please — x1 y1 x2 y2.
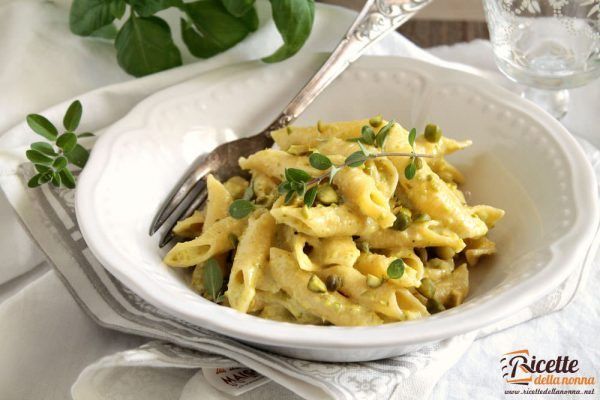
150 0 434 247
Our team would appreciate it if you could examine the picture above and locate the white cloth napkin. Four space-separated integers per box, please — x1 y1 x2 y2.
1 1 599 399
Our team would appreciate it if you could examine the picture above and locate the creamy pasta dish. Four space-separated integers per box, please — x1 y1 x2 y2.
163 118 504 326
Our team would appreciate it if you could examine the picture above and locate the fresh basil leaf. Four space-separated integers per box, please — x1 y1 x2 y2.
26 114 58 141
308 153 332 170
408 127 417 147
115 15 182 77
303 186 318 207
229 199 254 219
56 133 77 153
26 150 53 165
221 0 255 17
202 258 224 301
285 168 312 183
27 174 42 188
263 0 314 63
345 151 366 168
90 23 118 40
109 0 126 18
129 0 181 17
31 142 57 157
63 100 83 131
59 169 76 189
404 160 417 180
52 156 68 171
70 0 115 36
181 0 257 59
387 259 405 279
65 144 90 168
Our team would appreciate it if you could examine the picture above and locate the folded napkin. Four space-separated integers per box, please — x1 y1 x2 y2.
1 1 599 399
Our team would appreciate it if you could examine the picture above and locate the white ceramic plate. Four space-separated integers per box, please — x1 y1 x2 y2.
76 55 599 361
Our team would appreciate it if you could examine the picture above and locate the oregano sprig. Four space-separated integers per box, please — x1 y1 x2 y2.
279 123 433 207
25 100 93 189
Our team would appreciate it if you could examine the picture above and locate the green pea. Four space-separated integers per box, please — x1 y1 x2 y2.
427 298 445 314
325 275 342 292
392 211 411 231
424 124 442 143
417 278 436 299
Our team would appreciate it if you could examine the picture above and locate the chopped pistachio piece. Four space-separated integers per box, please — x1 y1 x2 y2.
413 213 431 223
369 115 383 127
426 298 445 314
392 211 411 231
417 278 436 299
307 274 327 293
366 274 383 288
316 184 338 205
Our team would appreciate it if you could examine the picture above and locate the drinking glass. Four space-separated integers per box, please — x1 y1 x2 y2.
482 0 600 119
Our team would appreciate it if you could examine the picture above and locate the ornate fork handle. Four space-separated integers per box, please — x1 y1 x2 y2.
265 0 434 132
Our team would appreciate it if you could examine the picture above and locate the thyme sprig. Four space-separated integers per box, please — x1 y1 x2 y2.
279 124 432 208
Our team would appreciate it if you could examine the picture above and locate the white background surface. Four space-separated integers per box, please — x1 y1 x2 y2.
0 0 598 399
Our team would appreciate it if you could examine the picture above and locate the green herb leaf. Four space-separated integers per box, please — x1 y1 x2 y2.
345 151 366 168
284 190 295 204
77 132 95 138
375 120 394 148
34 164 51 174
63 100 83 132
387 259 405 279
90 23 118 40
39 172 53 185
404 160 417 179
278 181 291 194
229 199 254 219
115 15 182 77
309 153 332 170
129 0 180 17
290 180 306 196
357 141 370 157
26 114 58 141
65 144 90 168
69 0 115 36
51 172 62 187
59 169 76 189
202 258 224 301
285 168 311 183
56 132 78 153
263 0 315 63
52 156 68 171
181 0 258 60
408 127 416 147
304 186 318 207
27 174 42 188
109 0 126 19
221 0 255 17
26 150 53 165
360 125 375 145
31 142 57 157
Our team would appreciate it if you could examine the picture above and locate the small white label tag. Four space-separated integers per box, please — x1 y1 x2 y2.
202 367 270 396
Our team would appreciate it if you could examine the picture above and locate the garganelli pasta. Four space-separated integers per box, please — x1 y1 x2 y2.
164 118 504 326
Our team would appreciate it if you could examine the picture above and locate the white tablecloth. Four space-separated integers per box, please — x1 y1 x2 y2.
0 1 598 399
